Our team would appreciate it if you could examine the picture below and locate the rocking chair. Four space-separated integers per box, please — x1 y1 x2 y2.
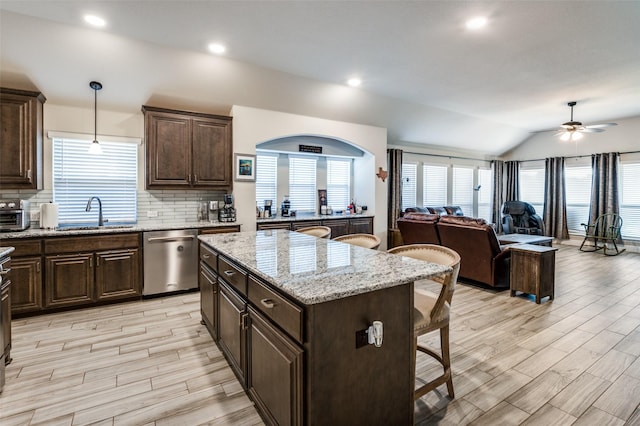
579 213 625 256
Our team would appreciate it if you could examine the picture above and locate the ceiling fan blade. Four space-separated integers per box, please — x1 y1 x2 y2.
580 128 605 133
585 123 618 129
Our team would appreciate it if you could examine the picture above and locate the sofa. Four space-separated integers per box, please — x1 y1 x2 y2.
396 213 511 288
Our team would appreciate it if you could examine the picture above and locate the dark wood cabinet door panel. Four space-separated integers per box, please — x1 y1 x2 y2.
145 112 191 187
218 280 246 385
0 88 45 189
257 223 291 231
248 307 303 426
192 118 232 188
45 254 94 307
349 217 374 234
199 262 217 339
322 219 349 238
95 249 141 300
10 256 43 314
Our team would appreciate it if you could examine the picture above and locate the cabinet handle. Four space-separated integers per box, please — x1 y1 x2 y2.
194 174 198 182
96 257 100 267
0 268 11 276
241 313 249 329
223 270 235 277
89 258 93 268
36 261 41 273
202 254 210 259
260 299 276 309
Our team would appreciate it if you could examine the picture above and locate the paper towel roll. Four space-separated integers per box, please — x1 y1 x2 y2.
40 202 59 229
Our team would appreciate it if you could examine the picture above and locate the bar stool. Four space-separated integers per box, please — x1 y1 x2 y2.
333 233 381 249
296 225 332 239
387 244 460 399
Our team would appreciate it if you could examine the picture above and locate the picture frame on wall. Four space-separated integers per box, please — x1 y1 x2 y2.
234 153 256 182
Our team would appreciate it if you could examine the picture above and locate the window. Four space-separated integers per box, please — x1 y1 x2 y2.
565 163 592 232
620 161 640 239
289 156 317 212
256 153 278 206
53 136 138 225
519 162 545 217
423 164 447 207
477 168 493 221
327 158 351 210
452 166 473 216
401 163 417 211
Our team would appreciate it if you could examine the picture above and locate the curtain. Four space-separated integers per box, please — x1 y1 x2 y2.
589 152 620 220
504 161 520 202
387 149 403 247
543 157 569 239
589 152 622 244
491 160 504 233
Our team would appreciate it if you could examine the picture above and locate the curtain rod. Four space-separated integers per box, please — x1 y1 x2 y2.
393 149 491 162
517 149 640 163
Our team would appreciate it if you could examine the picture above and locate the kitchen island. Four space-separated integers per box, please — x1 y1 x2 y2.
198 230 449 425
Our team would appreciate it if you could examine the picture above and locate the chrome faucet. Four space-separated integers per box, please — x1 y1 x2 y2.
85 196 105 226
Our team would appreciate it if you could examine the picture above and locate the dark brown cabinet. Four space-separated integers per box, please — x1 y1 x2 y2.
0 88 45 189
199 264 217 338
44 233 141 309
323 218 349 237
1 255 11 364
257 216 373 237
9 239 43 315
143 106 232 190
218 279 247 386
248 306 303 426
349 216 374 234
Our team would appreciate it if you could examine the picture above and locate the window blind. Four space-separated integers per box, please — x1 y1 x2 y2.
327 158 351 210
423 164 447 207
53 137 137 225
289 156 317 212
565 164 592 232
256 154 278 206
452 166 473 216
620 162 640 239
401 163 417 211
477 168 493 221
519 166 545 217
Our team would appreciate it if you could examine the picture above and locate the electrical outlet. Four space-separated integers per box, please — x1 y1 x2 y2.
30 211 40 221
147 210 158 218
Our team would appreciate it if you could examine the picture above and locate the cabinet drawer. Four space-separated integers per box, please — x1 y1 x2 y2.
248 275 303 343
45 233 139 254
200 243 217 272
8 239 42 257
218 256 247 295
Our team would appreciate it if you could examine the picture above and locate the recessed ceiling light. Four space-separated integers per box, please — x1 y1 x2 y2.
208 43 226 55
465 16 487 30
347 78 362 87
84 14 106 28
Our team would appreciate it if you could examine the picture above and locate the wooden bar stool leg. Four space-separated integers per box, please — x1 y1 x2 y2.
441 325 454 398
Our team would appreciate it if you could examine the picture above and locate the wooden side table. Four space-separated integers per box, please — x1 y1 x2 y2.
509 244 558 304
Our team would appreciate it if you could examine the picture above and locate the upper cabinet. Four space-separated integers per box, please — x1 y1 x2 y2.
0 88 46 189
142 105 233 190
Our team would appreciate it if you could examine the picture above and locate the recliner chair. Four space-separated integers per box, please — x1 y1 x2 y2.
501 201 545 235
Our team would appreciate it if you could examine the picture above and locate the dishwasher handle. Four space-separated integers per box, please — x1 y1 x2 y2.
147 235 196 243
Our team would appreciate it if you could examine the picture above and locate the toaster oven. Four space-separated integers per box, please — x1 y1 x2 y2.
0 199 30 231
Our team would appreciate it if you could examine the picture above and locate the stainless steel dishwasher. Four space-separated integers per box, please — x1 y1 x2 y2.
143 229 199 296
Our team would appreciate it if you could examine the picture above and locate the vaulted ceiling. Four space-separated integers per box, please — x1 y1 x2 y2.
1 1 639 156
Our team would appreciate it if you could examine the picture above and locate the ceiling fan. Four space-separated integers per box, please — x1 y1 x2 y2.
555 101 617 141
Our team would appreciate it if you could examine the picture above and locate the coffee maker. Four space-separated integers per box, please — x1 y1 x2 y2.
208 201 219 222
264 200 273 218
281 196 291 217
218 194 236 222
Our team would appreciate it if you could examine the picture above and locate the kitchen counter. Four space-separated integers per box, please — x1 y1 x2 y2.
256 212 373 223
199 229 448 305
0 221 241 239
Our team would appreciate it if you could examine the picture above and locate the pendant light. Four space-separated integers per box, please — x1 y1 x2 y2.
88 81 103 154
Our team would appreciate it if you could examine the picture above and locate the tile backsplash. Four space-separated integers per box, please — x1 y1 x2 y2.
0 189 226 226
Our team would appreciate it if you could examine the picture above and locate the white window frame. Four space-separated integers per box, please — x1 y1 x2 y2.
620 159 640 240
519 160 545 217
401 162 418 211
256 153 278 207
326 157 351 210
288 155 317 213
565 159 592 233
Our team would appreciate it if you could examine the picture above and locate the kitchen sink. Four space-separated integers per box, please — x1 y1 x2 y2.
55 225 134 231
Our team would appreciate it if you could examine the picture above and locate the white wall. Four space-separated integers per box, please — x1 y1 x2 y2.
231 105 388 247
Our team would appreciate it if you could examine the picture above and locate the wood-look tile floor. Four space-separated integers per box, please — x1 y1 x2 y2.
1 244 639 425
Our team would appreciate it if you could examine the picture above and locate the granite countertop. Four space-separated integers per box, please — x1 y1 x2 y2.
199 230 449 305
0 221 241 240
0 246 15 257
256 212 374 223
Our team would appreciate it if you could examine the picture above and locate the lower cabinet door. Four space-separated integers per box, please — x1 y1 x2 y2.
248 306 303 426
199 263 217 339
95 249 141 300
218 279 247 385
45 254 94 308
10 256 43 314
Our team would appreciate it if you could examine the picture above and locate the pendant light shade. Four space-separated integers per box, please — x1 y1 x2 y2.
89 81 103 154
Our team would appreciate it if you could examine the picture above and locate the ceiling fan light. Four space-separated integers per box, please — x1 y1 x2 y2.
560 132 571 142
572 131 583 141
